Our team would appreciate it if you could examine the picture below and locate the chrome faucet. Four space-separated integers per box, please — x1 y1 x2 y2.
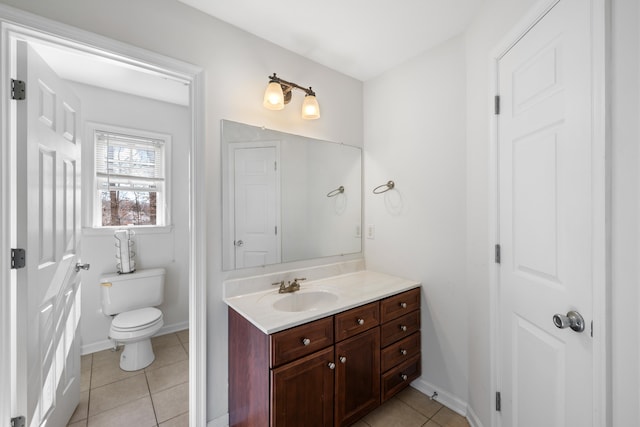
273 277 307 293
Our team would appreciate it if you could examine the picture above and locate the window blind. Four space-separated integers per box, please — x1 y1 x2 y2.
95 130 165 192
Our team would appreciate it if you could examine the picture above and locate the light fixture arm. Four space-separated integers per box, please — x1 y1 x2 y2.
268 73 315 99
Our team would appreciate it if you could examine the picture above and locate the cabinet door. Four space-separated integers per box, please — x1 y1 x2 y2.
335 327 381 427
271 346 335 427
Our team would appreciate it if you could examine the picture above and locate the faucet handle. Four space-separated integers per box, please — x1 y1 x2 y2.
272 280 285 287
292 277 307 283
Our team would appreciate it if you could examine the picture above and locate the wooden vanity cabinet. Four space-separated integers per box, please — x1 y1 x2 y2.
334 304 380 427
379 288 422 402
229 287 421 427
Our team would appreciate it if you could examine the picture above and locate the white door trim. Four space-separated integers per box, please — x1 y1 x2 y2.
0 4 207 425
488 0 610 426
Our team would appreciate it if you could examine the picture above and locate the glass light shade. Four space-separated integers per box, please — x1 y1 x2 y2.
263 82 285 110
301 95 320 120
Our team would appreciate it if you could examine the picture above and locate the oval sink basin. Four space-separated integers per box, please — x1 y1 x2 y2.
272 291 339 312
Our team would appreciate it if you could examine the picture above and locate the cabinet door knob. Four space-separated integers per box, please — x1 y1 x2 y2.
339 356 347 363
302 338 311 346
328 362 336 370
357 318 365 325
400 325 407 332
400 374 408 381
400 302 407 308
400 349 407 355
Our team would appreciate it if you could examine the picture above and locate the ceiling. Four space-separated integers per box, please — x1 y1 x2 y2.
177 0 485 81
31 42 190 106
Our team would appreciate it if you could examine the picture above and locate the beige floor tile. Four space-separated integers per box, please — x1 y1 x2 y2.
146 359 189 394
67 420 87 427
152 333 181 350
431 407 470 427
145 344 187 372
176 329 189 345
396 387 443 418
91 348 122 367
89 373 149 416
159 412 189 427
87 395 157 427
151 382 189 423
69 390 89 423
350 420 370 427
90 357 141 388
424 421 442 427
362 398 428 427
81 354 93 373
80 368 91 393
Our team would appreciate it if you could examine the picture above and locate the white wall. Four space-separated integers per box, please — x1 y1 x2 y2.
463 0 539 424
0 0 364 422
363 35 469 407
610 0 640 424
69 82 191 354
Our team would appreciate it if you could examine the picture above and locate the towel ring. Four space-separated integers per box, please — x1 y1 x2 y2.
373 181 395 194
326 186 345 197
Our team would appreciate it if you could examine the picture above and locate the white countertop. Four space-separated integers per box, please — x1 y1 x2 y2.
224 270 421 334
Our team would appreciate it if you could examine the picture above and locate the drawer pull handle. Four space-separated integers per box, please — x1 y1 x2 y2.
328 362 336 370
400 374 408 381
339 356 347 363
400 302 407 308
400 349 407 355
302 338 311 346
400 325 407 332
357 318 365 325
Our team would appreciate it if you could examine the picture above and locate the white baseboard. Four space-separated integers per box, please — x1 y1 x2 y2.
207 413 229 427
81 320 189 355
411 377 469 418
466 405 484 427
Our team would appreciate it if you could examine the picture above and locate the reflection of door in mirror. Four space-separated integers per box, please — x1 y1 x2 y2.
231 142 281 268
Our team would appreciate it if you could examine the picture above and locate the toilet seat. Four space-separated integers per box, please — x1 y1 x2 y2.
111 307 163 332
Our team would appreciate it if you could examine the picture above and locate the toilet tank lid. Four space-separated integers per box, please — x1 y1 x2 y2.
100 267 166 283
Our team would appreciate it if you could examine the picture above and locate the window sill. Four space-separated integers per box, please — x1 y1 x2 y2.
82 225 174 237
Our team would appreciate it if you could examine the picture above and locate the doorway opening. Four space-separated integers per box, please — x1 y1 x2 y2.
0 11 206 426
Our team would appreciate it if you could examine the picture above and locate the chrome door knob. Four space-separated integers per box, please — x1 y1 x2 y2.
75 263 90 272
235 240 244 247
553 310 585 333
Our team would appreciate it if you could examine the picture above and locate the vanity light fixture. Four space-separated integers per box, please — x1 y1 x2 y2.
263 73 320 120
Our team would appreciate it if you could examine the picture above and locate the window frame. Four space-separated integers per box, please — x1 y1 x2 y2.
85 122 172 230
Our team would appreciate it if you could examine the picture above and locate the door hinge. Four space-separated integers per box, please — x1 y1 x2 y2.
590 320 593 337
11 248 25 269
11 79 25 100
494 95 500 115
494 244 501 264
274 161 277 171
11 416 25 427
496 391 501 412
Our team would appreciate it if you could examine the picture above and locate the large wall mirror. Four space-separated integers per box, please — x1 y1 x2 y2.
222 120 362 270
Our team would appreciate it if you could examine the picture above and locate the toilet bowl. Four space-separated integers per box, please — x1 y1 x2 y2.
108 307 164 371
100 268 166 371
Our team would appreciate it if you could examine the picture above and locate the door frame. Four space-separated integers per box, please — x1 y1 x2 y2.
0 5 207 426
488 0 610 426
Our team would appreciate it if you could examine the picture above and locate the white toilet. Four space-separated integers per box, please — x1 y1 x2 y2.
100 268 165 371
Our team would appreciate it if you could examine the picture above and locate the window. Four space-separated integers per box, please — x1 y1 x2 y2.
94 128 169 227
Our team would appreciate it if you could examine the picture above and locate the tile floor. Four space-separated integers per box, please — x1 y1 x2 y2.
68 328 468 427
67 329 189 427
355 386 471 427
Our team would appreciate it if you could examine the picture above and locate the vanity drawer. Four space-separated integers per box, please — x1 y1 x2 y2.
381 354 421 402
335 301 380 342
270 317 334 367
381 332 420 373
380 288 421 323
380 310 420 347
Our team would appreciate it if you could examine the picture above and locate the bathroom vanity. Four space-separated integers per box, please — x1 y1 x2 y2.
225 270 421 426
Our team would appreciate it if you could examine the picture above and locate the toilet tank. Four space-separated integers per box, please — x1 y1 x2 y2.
100 268 165 315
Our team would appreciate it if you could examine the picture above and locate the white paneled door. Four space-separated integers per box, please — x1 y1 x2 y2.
14 41 83 427
233 144 280 268
497 0 597 426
